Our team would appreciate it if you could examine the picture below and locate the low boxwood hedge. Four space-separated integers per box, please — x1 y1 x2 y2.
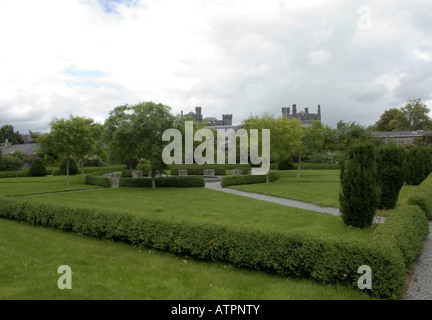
0 196 412 299
0 169 30 178
84 174 112 188
170 165 227 176
372 205 429 267
221 171 280 187
407 173 432 219
119 177 205 188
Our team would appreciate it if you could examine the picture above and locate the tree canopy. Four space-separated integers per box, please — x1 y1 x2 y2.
0 124 24 144
374 99 432 131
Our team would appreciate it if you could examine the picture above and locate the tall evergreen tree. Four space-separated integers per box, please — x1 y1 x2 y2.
339 143 380 228
376 144 406 209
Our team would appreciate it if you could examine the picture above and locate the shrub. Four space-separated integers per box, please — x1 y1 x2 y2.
371 205 429 267
82 155 106 167
29 158 47 177
10 150 24 161
59 158 78 175
423 148 432 178
407 173 432 219
0 196 410 299
119 177 205 188
0 155 22 171
84 174 112 188
221 171 279 187
339 143 380 228
405 147 426 185
122 170 133 178
376 145 406 209
277 157 294 170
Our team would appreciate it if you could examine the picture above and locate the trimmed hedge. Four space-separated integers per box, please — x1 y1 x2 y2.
53 165 127 176
0 169 29 178
293 163 340 170
221 171 280 187
119 177 205 188
84 174 112 188
170 165 227 176
372 205 429 267
0 196 411 299
407 173 432 219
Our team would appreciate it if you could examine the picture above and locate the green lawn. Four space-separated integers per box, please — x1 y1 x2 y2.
24 187 374 240
0 175 101 197
230 170 341 207
0 218 373 300
0 173 383 300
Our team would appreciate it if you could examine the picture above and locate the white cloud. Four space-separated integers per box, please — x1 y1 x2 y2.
1 0 432 132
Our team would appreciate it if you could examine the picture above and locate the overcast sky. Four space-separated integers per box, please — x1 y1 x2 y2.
1 0 432 134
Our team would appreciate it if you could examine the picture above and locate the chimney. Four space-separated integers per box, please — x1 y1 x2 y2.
318 104 321 115
292 104 297 115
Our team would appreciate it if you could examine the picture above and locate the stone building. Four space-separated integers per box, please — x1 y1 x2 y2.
182 107 233 126
282 104 321 126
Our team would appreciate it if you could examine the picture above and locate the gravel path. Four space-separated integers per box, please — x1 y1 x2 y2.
404 221 432 300
204 181 386 224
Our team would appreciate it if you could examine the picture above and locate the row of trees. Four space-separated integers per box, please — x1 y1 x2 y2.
339 143 431 228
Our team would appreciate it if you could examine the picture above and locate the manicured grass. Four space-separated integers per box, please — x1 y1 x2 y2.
0 218 374 300
0 175 101 197
25 187 374 240
230 170 341 207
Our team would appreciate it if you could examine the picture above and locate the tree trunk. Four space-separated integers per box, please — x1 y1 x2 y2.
81 158 85 179
66 157 70 186
266 172 269 184
297 152 302 179
150 150 156 189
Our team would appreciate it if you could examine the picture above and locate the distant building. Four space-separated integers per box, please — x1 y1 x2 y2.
282 104 321 126
182 107 233 127
373 130 432 145
1 140 40 168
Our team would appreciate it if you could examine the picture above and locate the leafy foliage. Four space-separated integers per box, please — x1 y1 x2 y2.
0 155 22 171
60 158 78 175
29 158 47 177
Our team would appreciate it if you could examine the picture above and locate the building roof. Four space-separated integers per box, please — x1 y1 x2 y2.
1 143 40 155
373 130 432 138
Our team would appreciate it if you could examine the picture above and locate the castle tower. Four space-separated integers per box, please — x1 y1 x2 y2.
222 114 233 126
292 104 297 115
195 106 203 122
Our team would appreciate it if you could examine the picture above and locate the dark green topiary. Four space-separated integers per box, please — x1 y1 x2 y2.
60 158 78 175
405 147 426 185
376 145 406 209
339 143 380 228
29 158 47 177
